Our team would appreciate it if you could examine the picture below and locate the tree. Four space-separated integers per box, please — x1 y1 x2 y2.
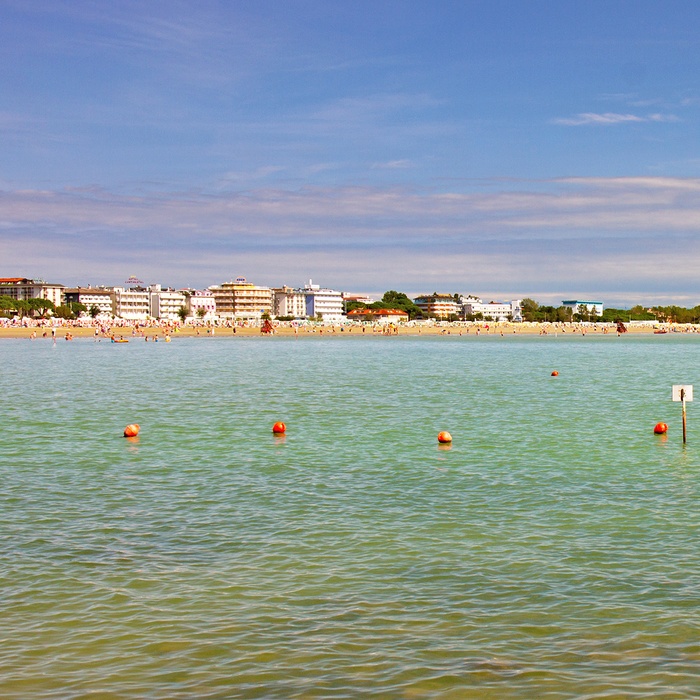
345 300 367 313
89 305 101 319
177 306 188 322
0 295 17 315
575 304 590 322
375 291 422 319
27 297 55 318
69 302 87 317
520 298 539 322
196 307 207 319
14 300 30 318
53 304 75 319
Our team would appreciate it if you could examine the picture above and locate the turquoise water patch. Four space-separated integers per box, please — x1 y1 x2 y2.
2 335 700 698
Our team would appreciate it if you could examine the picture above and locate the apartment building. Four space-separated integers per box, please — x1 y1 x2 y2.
185 290 216 320
272 286 307 318
113 287 150 320
0 277 64 307
413 293 460 318
148 284 187 321
62 287 114 316
303 280 344 321
462 298 522 321
210 277 272 319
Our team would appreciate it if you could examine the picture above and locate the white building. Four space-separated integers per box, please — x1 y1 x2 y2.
0 277 64 308
462 298 522 322
62 287 114 316
562 300 604 317
185 290 216 320
149 284 187 321
113 287 150 320
303 280 344 321
272 286 308 318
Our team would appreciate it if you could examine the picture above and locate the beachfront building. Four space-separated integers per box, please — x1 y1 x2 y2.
62 287 115 316
346 308 409 324
148 284 187 321
414 293 460 319
272 286 308 319
185 290 216 320
113 286 150 320
303 280 344 321
210 277 272 319
343 292 375 306
562 300 604 318
462 298 523 322
0 277 64 307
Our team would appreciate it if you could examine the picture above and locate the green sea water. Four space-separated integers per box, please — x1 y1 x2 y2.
2 333 700 699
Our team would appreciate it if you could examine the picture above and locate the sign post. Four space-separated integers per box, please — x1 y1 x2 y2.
672 385 693 444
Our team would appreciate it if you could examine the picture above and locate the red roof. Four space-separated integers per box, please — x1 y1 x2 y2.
347 308 408 318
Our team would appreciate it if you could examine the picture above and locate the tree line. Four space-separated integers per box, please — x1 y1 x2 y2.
520 299 700 324
0 295 93 320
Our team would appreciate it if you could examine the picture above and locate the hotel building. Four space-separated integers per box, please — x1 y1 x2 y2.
209 277 273 319
62 287 115 316
0 277 64 308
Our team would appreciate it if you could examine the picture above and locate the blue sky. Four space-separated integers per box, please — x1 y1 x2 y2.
3 0 700 305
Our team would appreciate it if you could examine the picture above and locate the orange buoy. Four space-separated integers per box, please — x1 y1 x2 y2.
437 431 452 444
123 423 140 438
551 370 559 376
272 421 286 434
653 422 668 434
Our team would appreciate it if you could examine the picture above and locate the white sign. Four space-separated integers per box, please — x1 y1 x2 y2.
672 385 693 402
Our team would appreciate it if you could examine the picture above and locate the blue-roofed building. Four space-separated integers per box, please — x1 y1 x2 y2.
562 300 604 316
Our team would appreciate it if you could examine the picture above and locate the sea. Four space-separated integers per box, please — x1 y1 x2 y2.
2 332 700 699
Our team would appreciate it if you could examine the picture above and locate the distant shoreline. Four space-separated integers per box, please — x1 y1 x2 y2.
0 321 688 340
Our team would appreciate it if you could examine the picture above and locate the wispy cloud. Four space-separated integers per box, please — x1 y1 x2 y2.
3 177 700 302
371 160 413 170
552 112 679 126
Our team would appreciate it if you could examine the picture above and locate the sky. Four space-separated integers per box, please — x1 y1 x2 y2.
3 0 700 306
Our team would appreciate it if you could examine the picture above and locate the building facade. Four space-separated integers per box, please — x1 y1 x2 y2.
272 286 308 319
346 308 409 323
148 284 187 321
414 294 460 318
62 287 114 316
113 287 150 320
185 290 216 320
210 277 272 319
0 277 64 307
562 300 604 317
462 298 522 322
303 280 344 321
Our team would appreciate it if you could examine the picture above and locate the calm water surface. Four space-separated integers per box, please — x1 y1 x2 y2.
2 334 700 699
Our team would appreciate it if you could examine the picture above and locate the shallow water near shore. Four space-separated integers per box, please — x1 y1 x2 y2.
2 333 700 699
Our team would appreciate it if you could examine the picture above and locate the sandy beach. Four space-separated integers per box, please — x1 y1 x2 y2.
0 320 681 340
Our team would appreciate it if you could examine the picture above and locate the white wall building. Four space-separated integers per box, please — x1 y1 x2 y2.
113 287 150 320
0 277 64 307
562 300 604 317
62 287 114 316
149 284 187 321
462 299 522 322
304 280 345 321
272 286 308 318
